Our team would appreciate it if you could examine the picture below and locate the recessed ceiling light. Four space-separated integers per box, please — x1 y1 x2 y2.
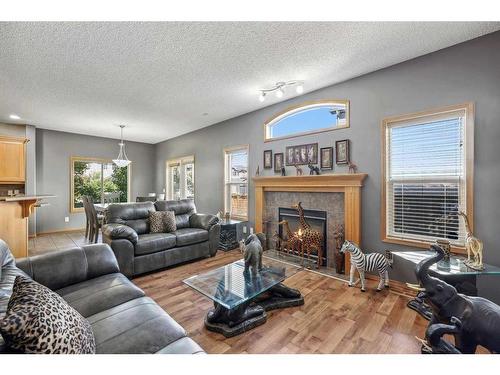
9 114 21 120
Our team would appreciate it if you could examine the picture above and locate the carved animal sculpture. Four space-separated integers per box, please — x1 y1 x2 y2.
242 234 263 275
239 239 245 253
347 162 357 173
281 167 286 176
457 211 484 270
307 164 320 175
409 244 500 353
278 220 302 255
340 240 391 292
272 231 281 252
294 165 303 176
291 202 323 268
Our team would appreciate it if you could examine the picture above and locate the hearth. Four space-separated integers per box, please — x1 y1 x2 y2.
278 207 327 266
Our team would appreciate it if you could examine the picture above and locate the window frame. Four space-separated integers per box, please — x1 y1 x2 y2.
70 156 131 213
380 103 474 253
165 155 195 201
263 100 350 142
224 145 249 221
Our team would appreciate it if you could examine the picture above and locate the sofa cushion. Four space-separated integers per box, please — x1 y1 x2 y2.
87 296 192 354
0 276 95 354
56 273 145 318
174 228 209 247
135 233 177 256
155 199 196 229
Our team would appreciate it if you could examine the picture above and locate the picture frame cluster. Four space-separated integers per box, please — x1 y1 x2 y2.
263 139 351 173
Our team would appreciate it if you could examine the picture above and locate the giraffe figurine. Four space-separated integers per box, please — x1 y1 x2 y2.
457 211 484 270
291 202 323 268
278 220 302 255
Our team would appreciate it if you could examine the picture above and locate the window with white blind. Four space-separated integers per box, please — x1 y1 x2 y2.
224 145 249 220
382 103 474 249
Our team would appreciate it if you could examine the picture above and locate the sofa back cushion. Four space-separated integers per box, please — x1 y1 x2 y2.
106 202 155 235
155 199 196 229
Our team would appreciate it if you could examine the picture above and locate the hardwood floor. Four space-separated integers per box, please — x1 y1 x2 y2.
133 250 428 354
29 231 429 354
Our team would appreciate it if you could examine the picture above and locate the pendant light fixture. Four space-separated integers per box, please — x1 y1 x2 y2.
113 125 131 168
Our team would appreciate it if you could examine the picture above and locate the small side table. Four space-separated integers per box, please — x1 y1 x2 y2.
392 251 500 320
218 219 247 251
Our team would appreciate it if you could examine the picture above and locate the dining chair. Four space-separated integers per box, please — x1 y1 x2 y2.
82 196 91 240
84 196 104 243
136 196 157 202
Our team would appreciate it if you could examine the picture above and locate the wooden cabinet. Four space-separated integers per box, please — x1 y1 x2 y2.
0 135 27 183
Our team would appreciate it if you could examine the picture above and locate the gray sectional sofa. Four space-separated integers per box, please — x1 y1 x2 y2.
102 199 220 277
0 239 204 354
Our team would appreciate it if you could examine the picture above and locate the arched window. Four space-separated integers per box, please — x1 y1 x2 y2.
264 100 349 142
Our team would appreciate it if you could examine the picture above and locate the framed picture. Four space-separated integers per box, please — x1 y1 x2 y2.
320 147 333 170
274 153 284 173
285 143 318 165
263 150 272 169
335 139 350 165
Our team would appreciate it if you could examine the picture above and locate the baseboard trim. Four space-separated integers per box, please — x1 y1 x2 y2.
364 273 416 297
35 227 86 236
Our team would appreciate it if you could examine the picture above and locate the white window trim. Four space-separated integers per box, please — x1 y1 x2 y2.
165 155 195 201
381 103 474 253
224 145 249 220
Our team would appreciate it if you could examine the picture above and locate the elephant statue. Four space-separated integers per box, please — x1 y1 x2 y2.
242 233 266 275
411 244 500 354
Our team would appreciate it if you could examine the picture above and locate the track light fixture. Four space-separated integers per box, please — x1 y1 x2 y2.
258 80 304 102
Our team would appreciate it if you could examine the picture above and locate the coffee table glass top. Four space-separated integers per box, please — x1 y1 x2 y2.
392 251 500 276
183 257 301 309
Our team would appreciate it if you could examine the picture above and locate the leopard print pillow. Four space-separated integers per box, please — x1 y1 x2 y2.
149 211 176 233
0 276 95 354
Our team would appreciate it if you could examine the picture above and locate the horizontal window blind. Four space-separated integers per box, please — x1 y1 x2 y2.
386 111 467 246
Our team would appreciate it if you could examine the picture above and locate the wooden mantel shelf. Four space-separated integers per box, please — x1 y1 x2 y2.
253 173 367 188
253 173 368 274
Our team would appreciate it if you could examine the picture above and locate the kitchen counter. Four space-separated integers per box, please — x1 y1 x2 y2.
0 194 56 202
0 194 55 258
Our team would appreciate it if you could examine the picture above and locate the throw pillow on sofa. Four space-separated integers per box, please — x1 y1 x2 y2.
149 210 177 233
0 276 96 354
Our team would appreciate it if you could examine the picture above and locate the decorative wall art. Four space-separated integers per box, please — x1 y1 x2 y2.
274 153 284 173
285 143 318 166
335 139 350 165
263 150 273 169
320 147 333 170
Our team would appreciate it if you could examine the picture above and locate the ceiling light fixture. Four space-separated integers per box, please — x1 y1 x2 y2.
9 114 21 120
258 80 304 102
112 125 132 168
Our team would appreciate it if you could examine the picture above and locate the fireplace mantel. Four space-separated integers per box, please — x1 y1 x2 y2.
253 173 367 273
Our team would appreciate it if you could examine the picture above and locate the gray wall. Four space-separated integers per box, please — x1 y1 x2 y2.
154 32 500 299
36 129 155 233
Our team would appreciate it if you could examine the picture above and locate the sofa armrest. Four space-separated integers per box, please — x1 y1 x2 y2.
102 223 138 244
189 213 219 231
15 244 120 291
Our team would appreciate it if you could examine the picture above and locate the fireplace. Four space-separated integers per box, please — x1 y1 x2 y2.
253 174 367 274
278 207 327 266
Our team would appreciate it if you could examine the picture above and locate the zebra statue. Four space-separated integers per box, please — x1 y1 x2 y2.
340 240 392 292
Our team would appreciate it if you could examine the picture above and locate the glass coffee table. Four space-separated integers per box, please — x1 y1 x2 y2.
183 257 304 337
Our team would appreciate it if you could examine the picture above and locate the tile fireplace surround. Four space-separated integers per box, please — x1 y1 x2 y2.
253 174 367 273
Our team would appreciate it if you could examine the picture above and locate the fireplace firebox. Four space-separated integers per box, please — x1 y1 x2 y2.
278 207 327 266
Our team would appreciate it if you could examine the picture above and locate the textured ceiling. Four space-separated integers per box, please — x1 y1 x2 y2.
1 22 499 143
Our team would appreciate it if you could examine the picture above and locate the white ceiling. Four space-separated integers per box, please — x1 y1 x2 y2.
1 22 499 144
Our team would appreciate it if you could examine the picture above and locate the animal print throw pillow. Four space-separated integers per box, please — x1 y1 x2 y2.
0 276 96 354
163 210 177 233
149 211 177 233
149 211 166 233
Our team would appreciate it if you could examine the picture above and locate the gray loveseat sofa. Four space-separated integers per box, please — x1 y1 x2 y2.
102 199 220 277
0 239 204 354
